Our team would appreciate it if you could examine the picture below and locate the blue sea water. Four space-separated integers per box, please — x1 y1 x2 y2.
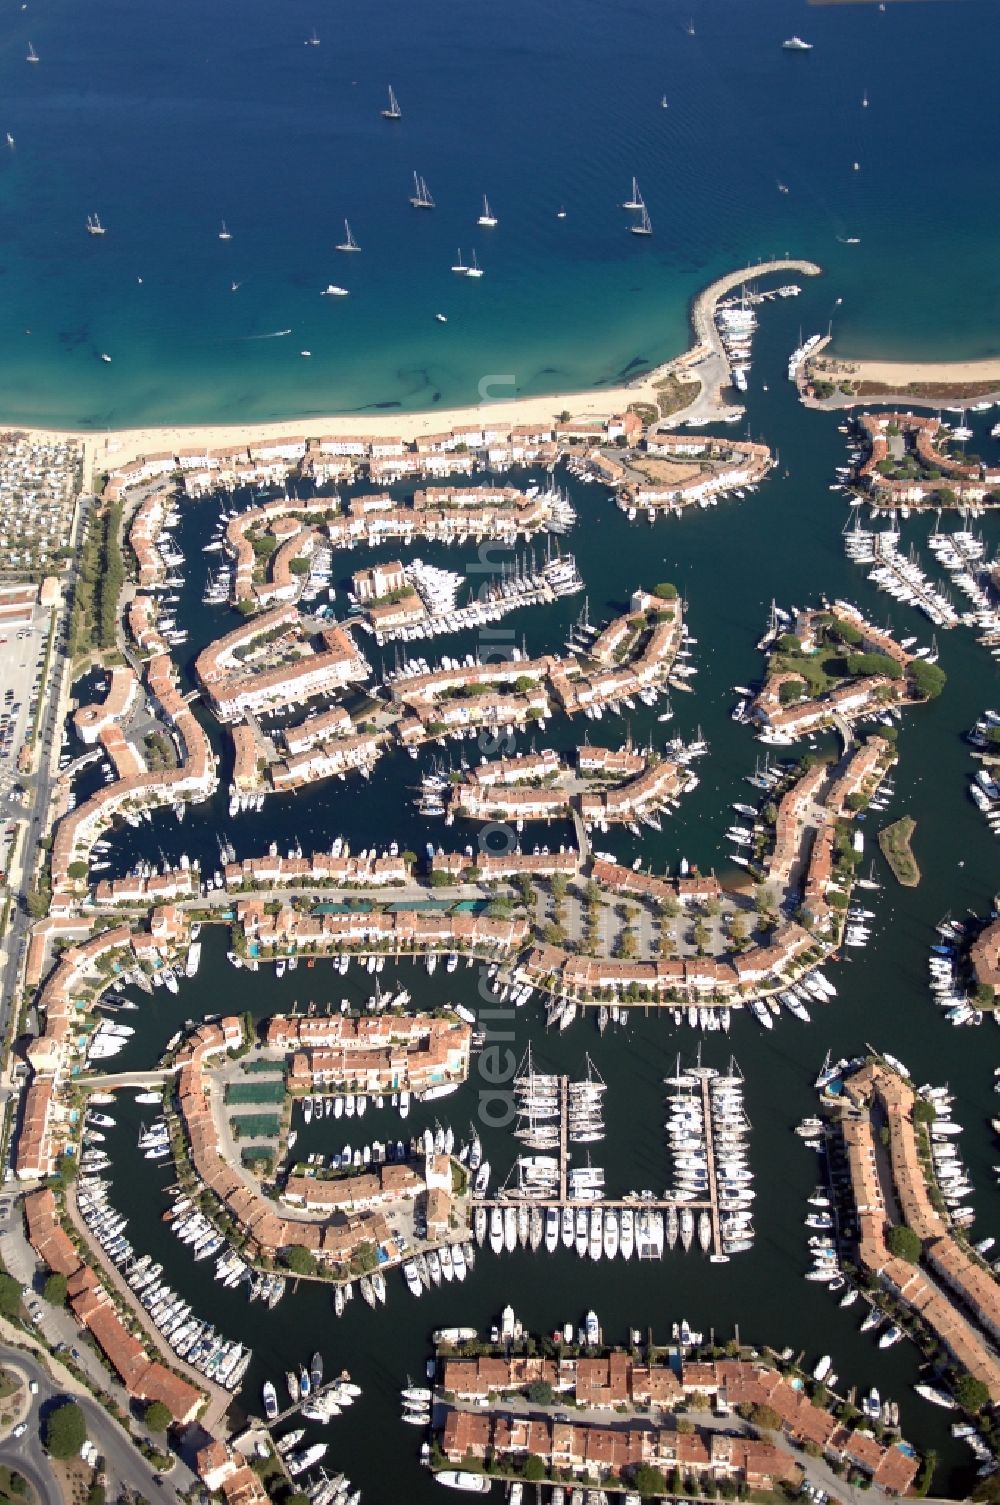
0 0 998 428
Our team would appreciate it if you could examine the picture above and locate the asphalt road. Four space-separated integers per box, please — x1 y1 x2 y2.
0 599 71 1144
0 1344 182 1505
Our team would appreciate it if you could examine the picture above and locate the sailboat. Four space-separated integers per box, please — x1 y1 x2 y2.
477 195 497 227
685 18 695 35
218 220 232 241
306 29 320 46
450 249 468 274
382 86 402 120
622 177 644 211
86 214 106 237
335 220 361 253
660 94 669 109
26 42 39 63
409 172 434 209
631 204 652 236
465 250 484 278
862 89 869 108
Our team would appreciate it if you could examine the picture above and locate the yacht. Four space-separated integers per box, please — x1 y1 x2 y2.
86 214 106 236
477 195 497 227
783 36 813 50
382 86 402 120
218 220 232 241
464 250 484 278
26 43 39 63
321 284 349 297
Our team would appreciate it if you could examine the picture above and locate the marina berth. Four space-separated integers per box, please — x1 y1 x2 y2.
23 1190 205 1421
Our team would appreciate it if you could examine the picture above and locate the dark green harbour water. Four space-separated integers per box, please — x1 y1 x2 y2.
79 289 1000 1501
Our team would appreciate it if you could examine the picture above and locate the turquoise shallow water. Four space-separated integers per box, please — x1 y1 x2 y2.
1 0 999 427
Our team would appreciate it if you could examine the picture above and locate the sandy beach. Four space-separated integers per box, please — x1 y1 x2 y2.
7 258 821 484
817 354 1000 388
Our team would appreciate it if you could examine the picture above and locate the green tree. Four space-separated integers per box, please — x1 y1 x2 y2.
912 1099 937 1125
42 1272 67 1305
522 1456 546 1483
0 1274 23 1318
633 1464 667 1496
43 1401 87 1460
779 678 807 705
143 1401 172 1432
748 1403 781 1430
846 652 902 680
653 583 678 600
26 887 50 920
886 1224 921 1263
280 1245 318 1276
67 861 89 881
527 1380 554 1404
908 659 947 701
955 1374 990 1414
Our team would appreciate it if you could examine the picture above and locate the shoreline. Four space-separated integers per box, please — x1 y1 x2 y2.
4 258 821 483
825 353 1000 387
806 349 1000 412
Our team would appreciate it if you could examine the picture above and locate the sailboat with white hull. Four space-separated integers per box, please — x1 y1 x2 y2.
382 86 402 120
631 204 653 236
622 177 644 211
335 221 361 253
409 171 434 209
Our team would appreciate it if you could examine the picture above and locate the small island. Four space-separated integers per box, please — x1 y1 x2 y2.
878 815 920 887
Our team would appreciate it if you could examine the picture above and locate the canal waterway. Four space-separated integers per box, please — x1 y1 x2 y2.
78 287 1000 1500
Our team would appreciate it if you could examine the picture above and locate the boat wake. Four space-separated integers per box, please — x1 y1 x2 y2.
245 328 293 339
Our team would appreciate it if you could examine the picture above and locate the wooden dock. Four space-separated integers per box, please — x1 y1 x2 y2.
699 1075 724 1259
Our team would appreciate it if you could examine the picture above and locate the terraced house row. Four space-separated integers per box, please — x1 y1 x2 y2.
436 1352 918 1492
839 1060 1000 1403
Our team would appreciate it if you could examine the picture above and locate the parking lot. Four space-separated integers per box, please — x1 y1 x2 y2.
0 611 53 799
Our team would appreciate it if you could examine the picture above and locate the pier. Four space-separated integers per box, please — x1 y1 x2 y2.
476 1076 727 1258
263 1378 354 1430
